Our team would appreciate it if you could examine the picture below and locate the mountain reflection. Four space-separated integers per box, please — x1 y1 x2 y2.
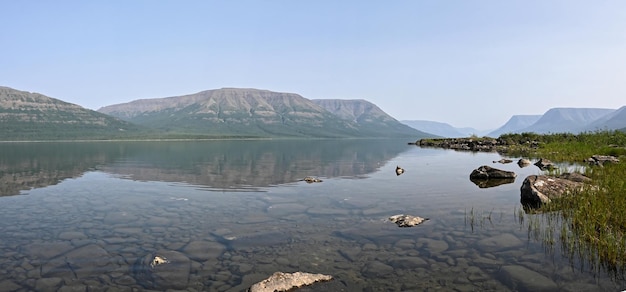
99 139 410 190
0 142 123 196
0 139 411 195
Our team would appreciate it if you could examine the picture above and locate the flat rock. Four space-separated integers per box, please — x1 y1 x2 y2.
180 240 226 262
388 214 429 227
476 233 523 253
499 265 558 291
249 271 333 292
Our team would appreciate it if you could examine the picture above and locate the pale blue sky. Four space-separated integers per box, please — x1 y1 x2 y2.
2 1 625 129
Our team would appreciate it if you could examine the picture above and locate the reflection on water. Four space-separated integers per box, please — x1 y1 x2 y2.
0 140 624 291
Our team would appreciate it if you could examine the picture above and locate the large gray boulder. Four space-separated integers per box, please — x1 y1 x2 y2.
469 165 516 179
520 174 588 208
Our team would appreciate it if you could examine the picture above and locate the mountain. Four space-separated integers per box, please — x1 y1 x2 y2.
311 99 431 137
487 115 542 137
0 86 141 140
99 88 429 138
401 120 479 138
584 106 626 132
517 108 615 134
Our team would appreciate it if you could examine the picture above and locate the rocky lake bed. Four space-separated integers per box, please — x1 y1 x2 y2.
0 140 624 291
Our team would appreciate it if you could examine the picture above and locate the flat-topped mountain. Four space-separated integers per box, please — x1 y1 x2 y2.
401 120 484 138
99 88 429 138
0 86 140 140
312 99 431 137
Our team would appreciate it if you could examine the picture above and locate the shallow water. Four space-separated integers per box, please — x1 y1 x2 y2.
0 140 623 291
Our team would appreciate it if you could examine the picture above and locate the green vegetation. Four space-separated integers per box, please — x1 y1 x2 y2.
511 131 626 275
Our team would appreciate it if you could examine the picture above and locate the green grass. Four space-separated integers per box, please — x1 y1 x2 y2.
514 131 626 275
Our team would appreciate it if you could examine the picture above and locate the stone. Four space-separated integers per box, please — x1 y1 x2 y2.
587 155 620 166
300 176 323 183
520 175 586 207
517 158 532 168
58 231 88 241
388 214 429 227
469 165 516 179
180 240 226 262
499 265 558 291
133 250 191 290
416 238 449 254
249 271 333 292
21 241 74 260
361 261 394 278
534 158 554 170
35 277 64 292
475 233 523 253
493 159 513 164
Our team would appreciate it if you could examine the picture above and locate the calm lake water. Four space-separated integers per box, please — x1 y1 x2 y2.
0 139 624 291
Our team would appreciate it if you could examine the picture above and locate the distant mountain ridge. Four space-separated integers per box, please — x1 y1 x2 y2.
0 86 140 140
487 115 542 137
99 88 429 138
400 120 484 138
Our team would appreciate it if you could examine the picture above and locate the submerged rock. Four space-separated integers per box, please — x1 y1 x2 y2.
499 265 558 291
133 250 191 290
388 214 429 227
469 165 516 179
249 271 333 292
534 158 554 170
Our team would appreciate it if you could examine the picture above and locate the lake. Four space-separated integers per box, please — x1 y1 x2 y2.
0 139 623 291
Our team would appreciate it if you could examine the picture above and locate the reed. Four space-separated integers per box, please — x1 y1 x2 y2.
515 130 626 275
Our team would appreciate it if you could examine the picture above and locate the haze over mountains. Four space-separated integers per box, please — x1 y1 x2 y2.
403 107 626 138
2 85 625 141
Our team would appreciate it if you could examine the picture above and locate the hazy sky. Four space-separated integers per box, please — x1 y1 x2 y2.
2 1 625 130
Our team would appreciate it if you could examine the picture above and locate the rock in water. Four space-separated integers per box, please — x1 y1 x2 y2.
469 165 516 179
301 176 323 183
395 166 405 176
249 271 333 292
389 214 429 227
517 158 531 168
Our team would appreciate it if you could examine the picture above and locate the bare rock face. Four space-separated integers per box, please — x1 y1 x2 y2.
469 165 516 179
388 214 429 227
249 271 333 292
520 174 588 208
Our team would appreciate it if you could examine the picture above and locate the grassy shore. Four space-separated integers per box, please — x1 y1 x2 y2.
503 131 626 274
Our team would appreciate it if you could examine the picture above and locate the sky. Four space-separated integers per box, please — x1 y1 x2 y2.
1 1 625 130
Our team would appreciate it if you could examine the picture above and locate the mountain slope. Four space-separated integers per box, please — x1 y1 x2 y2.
99 88 381 138
519 108 615 134
584 106 626 131
487 115 542 137
0 86 141 140
311 99 431 138
401 120 471 138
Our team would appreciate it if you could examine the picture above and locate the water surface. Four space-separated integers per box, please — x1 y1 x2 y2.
0 140 622 291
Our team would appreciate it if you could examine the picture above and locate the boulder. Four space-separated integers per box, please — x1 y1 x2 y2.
388 214 429 227
534 158 554 170
520 174 587 208
249 271 333 292
301 176 323 183
517 158 532 168
493 159 513 164
133 250 191 290
469 165 516 179
586 155 619 166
